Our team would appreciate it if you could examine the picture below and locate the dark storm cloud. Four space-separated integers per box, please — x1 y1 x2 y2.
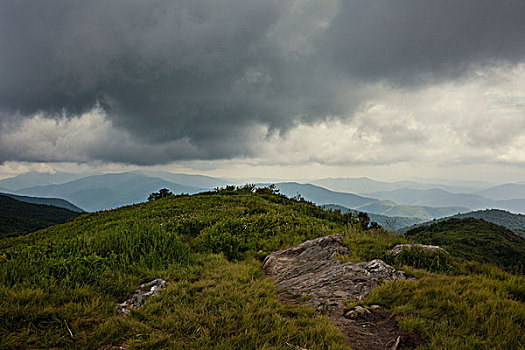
0 0 349 162
322 0 525 82
1 0 525 164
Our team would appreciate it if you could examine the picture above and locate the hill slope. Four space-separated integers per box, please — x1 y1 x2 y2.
322 204 426 230
400 209 525 237
0 192 84 212
0 189 523 349
405 218 525 272
0 195 81 238
274 182 376 207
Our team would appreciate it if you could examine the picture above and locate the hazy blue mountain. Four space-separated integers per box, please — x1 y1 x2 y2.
366 188 525 214
312 177 477 194
16 172 204 212
322 204 426 230
399 209 525 237
367 188 492 209
0 171 89 191
270 182 468 220
355 200 467 220
0 193 84 212
273 182 376 208
0 195 81 238
132 170 229 189
494 199 525 215
476 184 525 201
408 178 494 190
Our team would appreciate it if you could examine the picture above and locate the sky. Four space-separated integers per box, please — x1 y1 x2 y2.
1 0 525 183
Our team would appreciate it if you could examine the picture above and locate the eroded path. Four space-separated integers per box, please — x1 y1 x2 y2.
263 234 424 350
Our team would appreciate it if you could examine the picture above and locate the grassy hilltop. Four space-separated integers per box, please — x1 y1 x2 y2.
1 187 524 349
405 218 525 273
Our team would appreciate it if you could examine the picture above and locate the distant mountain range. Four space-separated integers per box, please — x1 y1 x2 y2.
311 177 481 194
14 173 205 212
271 182 467 220
366 187 525 214
0 171 89 191
132 170 230 189
311 178 525 213
2 171 525 219
321 204 425 230
475 183 525 201
0 195 81 238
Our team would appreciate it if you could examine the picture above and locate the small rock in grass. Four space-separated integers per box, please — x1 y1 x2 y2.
117 278 167 316
390 244 446 258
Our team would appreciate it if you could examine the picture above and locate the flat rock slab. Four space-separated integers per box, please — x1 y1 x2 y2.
263 234 407 304
263 234 424 349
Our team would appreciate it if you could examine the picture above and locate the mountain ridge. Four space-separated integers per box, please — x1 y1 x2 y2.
15 172 205 211
367 187 525 214
0 171 89 191
0 192 84 212
271 182 468 220
312 177 480 194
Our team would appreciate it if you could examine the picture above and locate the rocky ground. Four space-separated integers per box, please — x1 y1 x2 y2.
263 234 425 350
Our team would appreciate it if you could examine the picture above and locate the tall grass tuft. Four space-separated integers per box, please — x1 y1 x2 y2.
1 221 190 288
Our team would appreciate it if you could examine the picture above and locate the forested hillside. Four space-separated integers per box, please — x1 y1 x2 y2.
400 209 525 237
0 195 81 238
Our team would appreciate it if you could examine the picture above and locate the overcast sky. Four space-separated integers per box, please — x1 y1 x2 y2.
1 0 525 183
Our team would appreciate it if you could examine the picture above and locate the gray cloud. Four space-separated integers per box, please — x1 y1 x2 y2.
1 0 525 164
322 0 525 83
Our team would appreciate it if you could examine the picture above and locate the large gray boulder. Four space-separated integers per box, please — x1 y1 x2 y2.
263 234 408 305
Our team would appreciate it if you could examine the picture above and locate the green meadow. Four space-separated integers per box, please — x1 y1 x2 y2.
1 187 524 349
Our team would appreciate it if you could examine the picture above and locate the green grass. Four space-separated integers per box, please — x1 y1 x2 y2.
365 266 525 349
0 188 524 349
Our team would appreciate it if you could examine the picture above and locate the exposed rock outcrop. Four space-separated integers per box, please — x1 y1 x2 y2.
390 244 446 258
263 235 424 349
117 278 167 316
262 234 408 306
